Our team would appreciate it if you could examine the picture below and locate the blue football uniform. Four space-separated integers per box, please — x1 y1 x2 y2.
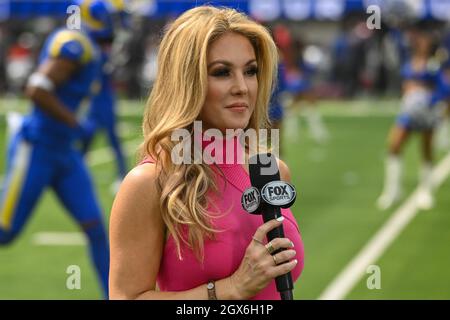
81 50 127 179
269 64 287 122
0 28 109 298
396 60 440 131
432 66 450 105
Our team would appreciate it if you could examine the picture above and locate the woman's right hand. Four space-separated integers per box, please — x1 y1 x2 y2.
228 217 298 300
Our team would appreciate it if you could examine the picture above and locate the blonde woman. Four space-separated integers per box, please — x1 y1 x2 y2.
109 6 304 300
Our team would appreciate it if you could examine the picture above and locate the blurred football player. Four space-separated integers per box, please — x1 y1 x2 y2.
0 0 127 298
271 24 328 147
80 4 130 194
377 28 440 211
434 54 450 151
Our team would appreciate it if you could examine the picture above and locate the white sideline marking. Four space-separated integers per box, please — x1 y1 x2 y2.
32 232 86 246
318 151 450 300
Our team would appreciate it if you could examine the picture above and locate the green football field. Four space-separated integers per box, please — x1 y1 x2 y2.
1 97 449 299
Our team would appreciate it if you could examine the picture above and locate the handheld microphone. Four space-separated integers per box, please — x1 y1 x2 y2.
241 153 297 300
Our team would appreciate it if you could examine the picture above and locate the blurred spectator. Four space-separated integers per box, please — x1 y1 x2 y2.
140 35 159 92
0 2 449 100
5 32 36 95
0 25 8 94
331 14 371 97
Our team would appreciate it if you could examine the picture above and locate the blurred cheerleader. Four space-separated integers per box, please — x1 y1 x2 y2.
377 28 441 211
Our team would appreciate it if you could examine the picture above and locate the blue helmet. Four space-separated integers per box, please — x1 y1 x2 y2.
74 0 129 41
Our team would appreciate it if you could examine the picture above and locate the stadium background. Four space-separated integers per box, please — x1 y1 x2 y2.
1 0 450 299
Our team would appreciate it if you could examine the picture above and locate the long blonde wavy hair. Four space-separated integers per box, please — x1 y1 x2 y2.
139 5 279 260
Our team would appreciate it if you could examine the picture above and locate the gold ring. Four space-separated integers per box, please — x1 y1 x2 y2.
252 236 264 245
272 255 278 265
265 241 276 255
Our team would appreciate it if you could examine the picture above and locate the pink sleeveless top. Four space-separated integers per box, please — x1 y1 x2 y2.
141 135 304 300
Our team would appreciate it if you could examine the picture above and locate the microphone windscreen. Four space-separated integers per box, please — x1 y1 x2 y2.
248 153 280 190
